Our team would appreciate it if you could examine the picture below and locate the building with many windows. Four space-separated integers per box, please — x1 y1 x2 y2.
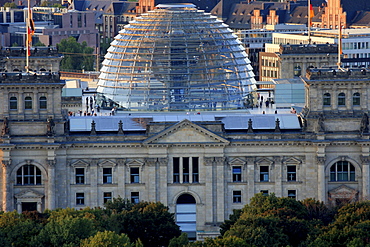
1 4 370 241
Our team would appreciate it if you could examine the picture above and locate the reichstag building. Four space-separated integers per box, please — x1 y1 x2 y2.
1 3 369 240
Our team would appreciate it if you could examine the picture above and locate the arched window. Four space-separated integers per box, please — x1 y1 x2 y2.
338 92 346 106
16 165 42 185
323 93 331 106
25 96 32 110
330 161 355 181
353 92 360 106
39 96 47 109
9 96 17 110
294 65 301 77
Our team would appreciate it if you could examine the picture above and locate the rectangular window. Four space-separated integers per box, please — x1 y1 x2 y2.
288 190 296 199
287 166 297 181
233 191 241 203
192 157 199 183
260 166 269 182
103 168 112 184
75 168 85 184
232 166 242 182
76 193 84 205
131 192 139 204
25 96 32 110
103 192 112 203
260 190 269 196
9 97 17 110
39 96 47 109
183 157 189 183
130 167 139 183
173 158 180 183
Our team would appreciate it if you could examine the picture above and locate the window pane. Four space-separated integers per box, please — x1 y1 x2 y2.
183 157 189 183
173 157 180 183
76 168 85 184
131 192 139 204
76 193 84 205
260 166 269 182
103 168 112 184
10 97 17 110
232 166 242 182
233 191 241 203
39 96 47 109
25 96 32 109
103 192 112 203
130 167 139 183
192 157 199 183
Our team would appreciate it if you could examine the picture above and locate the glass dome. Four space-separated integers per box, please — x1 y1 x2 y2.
97 3 256 111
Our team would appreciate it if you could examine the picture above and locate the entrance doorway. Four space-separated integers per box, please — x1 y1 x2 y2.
22 202 37 212
176 194 196 240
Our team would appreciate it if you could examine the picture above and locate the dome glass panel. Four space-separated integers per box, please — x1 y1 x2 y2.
97 3 256 111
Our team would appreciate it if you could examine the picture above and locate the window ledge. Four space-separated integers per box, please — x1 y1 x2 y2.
283 181 303 184
328 181 357 184
256 181 274 184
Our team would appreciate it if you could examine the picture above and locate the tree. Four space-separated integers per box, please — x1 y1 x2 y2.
3 2 17 8
224 193 312 247
104 196 133 213
168 232 189 247
308 201 370 246
34 41 46 47
0 211 43 247
80 230 142 247
107 201 181 247
57 37 94 71
32 208 98 247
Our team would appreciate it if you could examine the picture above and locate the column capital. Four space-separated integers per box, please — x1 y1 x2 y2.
2 159 11 168
145 158 157 166
360 155 370 164
317 156 326 165
157 158 168 166
47 159 56 167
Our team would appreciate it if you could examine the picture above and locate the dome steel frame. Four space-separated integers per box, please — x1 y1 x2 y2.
97 4 256 111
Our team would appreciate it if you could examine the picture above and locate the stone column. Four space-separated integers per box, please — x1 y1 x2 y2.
361 155 370 200
16 202 21 213
37 201 42 212
246 157 255 202
2 159 12 211
274 156 282 197
145 158 157 202
214 157 225 223
158 158 168 204
204 157 215 224
116 158 126 199
317 156 326 202
47 159 56 210
90 159 98 207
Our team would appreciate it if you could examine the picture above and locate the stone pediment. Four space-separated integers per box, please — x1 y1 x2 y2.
329 185 358 199
143 119 229 145
15 189 44 199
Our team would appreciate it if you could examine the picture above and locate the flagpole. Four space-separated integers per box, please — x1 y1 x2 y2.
26 0 30 73
308 0 311 44
338 19 342 69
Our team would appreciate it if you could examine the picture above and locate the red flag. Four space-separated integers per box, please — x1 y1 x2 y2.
27 8 34 56
309 4 314 26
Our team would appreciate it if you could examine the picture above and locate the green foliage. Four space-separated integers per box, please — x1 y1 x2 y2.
57 37 94 71
33 208 98 247
104 196 133 213
220 208 242 236
11 42 19 47
40 1 49 7
0 211 43 247
80 230 139 247
33 41 46 47
169 232 189 247
108 201 181 247
308 201 370 247
3 2 17 8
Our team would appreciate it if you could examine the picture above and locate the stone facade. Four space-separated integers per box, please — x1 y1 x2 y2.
0 69 370 240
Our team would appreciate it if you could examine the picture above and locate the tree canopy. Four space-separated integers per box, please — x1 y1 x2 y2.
57 37 95 71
